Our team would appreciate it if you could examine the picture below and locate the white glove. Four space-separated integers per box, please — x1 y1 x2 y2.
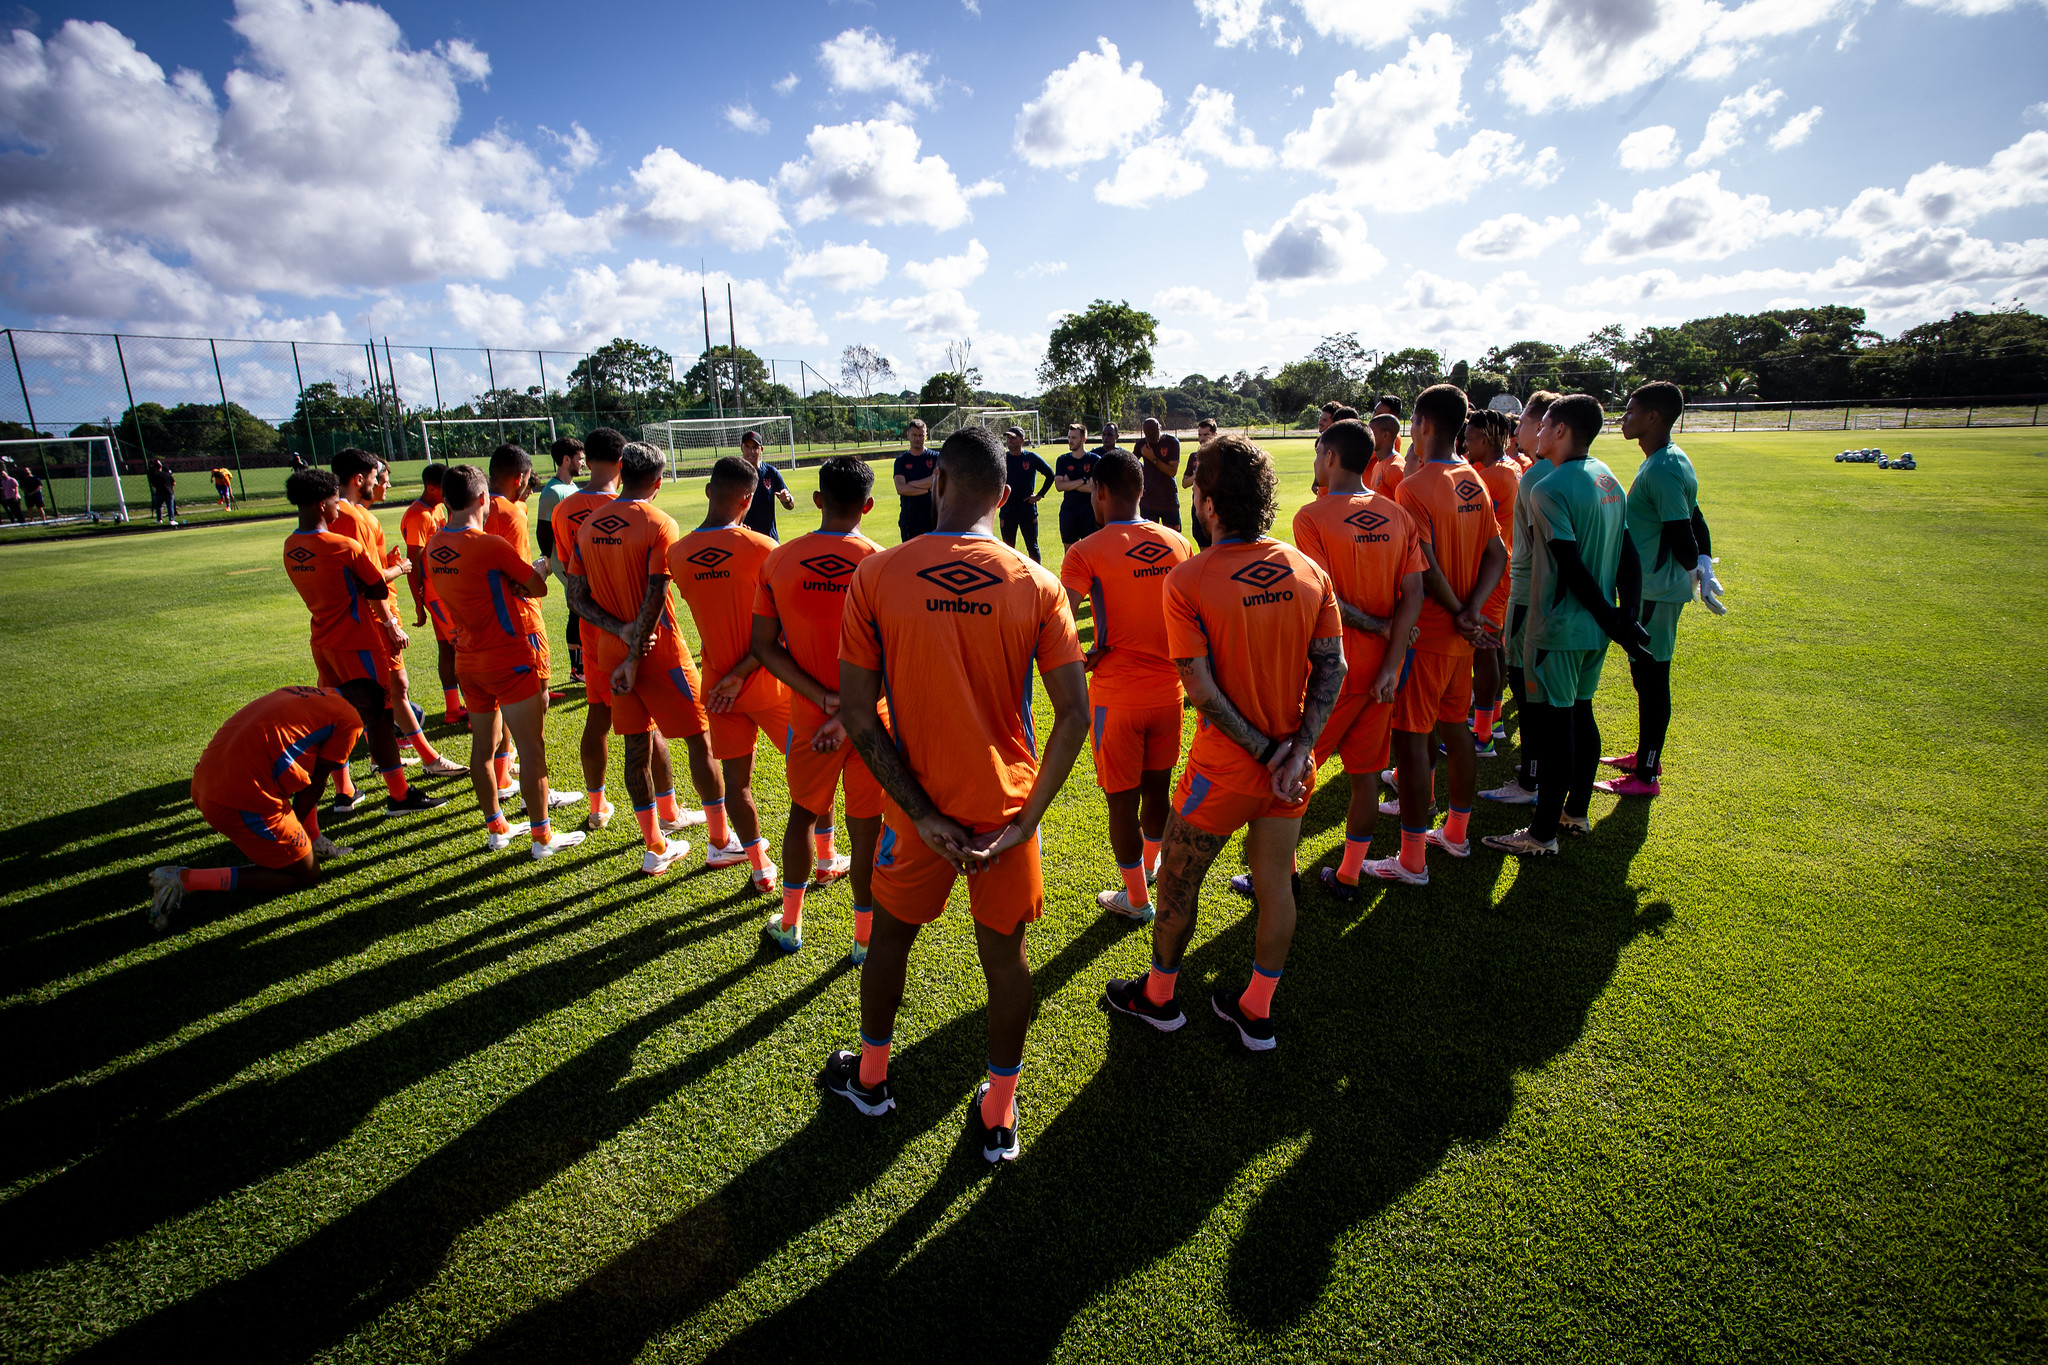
1692 554 1726 615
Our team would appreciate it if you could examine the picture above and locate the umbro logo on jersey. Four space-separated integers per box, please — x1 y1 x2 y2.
285 545 315 565
1230 558 1296 606
800 552 859 580
1343 507 1388 533
1125 541 1172 565
590 513 630 536
1595 473 1623 494
687 546 733 569
567 506 591 525
429 545 460 565
1455 476 1484 503
919 559 1002 615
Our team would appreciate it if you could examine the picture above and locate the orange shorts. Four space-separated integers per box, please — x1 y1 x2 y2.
196 797 311 869
608 649 707 739
1312 688 1396 775
1090 701 1184 791
458 637 549 713
786 698 883 820
1172 761 1313 837
1482 578 1509 636
872 802 1043 935
312 640 399 689
1392 646 1472 734
708 692 793 763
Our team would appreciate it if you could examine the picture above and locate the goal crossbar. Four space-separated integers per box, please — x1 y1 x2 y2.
418 416 558 460
640 416 797 477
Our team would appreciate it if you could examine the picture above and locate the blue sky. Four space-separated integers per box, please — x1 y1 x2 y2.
1 0 2044 393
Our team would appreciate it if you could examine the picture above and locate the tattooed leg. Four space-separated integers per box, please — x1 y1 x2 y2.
1151 809 1230 971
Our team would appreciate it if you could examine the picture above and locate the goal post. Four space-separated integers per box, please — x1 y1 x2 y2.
639 416 797 479
0 436 126 525
418 416 559 463
963 409 1043 446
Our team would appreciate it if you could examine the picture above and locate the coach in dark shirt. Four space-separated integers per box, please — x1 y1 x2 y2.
892 417 937 542
1135 418 1182 530
998 426 1055 562
739 430 795 540
1055 422 1101 550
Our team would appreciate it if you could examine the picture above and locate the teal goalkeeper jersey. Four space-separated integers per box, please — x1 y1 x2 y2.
1508 456 1556 607
1530 456 1628 652
1627 442 1699 604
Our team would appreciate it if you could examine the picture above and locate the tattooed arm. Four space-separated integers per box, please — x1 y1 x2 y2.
1335 600 1393 637
1272 637 1347 802
839 656 976 866
1176 654 1279 762
596 577 672 695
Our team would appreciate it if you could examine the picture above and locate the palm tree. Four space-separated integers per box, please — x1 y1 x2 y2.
1718 368 1759 401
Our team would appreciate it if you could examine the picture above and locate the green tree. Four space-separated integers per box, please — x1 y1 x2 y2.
683 346 770 409
567 338 676 399
1309 332 1375 403
1266 360 1344 420
917 367 982 407
1039 299 1158 425
1366 347 1445 405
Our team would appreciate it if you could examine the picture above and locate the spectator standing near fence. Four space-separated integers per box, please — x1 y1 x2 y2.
0 467 21 524
19 464 44 521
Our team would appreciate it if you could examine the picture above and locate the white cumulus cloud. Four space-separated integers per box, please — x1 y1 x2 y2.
1180 86 1274 170
781 240 890 291
1243 193 1386 287
1194 0 1291 46
1618 125 1682 170
1097 140 1209 206
446 263 825 351
1769 106 1824 150
1295 0 1461 46
1583 170 1826 262
838 289 978 335
1458 213 1582 260
725 104 769 134
902 238 989 290
1830 132 2048 241
1686 82 1784 166
817 28 933 109
626 147 787 249
1013 38 1165 168
777 120 972 229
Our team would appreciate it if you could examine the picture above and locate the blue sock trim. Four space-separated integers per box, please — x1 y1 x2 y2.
1252 963 1282 979
1402 824 1429 835
859 1030 891 1048
1344 834 1372 847
591 784 605 796
704 797 726 808
633 800 655 813
1117 859 1142 870
816 821 834 834
657 788 674 800
986 1060 1022 1078
1451 804 1472 814
744 837 765 850
782 881 805 893
853 903 872 913
1150 956 1180 976
376 762 400 775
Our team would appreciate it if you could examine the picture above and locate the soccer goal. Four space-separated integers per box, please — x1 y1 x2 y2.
0 436 127 526
418 416 559 463
964 409 1043 446
640 416 796 478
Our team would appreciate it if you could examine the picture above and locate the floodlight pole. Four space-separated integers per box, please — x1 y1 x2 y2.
291 341 316 462
384 338 408 461
209 338 246 501
727 283 740 417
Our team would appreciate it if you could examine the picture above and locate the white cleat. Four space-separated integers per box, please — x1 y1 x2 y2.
398 751 421 766
421 755 467 778
485 820 532 852
546 789 584 810
1559 812 1592 836
311 834 353 860
1379 768 1396 788
586 803 614 831
660 808 708 832
1424 826 1471 858
749 863 780 896
1361 854 1429 886
1096 888 1155 923
810 853 853 887
1378 797 1402 817
1481 779 1537 806
1482 827 1559 857
531 830 588 860
704 837 749 869
642 840 691 876
146 866 183 931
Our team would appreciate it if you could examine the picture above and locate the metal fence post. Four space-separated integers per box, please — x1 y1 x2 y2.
536 350 551 439
209 338 246 500
484 348 503 442
1966 402 1975 428
367 342 395 461
291 341 316 461
8 328 58 512
384 338 408 462
111 334 147 475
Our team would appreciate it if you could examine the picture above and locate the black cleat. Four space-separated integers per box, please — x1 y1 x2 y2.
1102 976 1186 1031
970 1081 1021 1163
329 791 359 815
381 787 448 817
1316 866 1357 902
818 1049 896 1116
1211 988 1277 1052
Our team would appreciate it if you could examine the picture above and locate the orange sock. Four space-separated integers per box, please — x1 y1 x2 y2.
744 838 772 873
1240 963 1281 1019
483 809 512 835
656 788 680 823
1337 834 1371 885
1472 705 1496 743
1119 861 1149 910
704 799 730 846
853 905 872 945
493 754 512 790
780 883 805 930
1444 805 1471 844
379 765 407 800
335 768 356 797
180 867 235 892
1142 834 1162 877
590 784 611 815
403 729 441 763
981 1062 1020 1129
813 822 837 862
1143 957 1178 1005
858 1031 890 1087
443 688 461 717
303 808 319 843
1399 825 1428 874
633 805 666 853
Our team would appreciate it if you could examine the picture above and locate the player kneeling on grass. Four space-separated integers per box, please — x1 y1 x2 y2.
1596 380 1726 799
427 464 586 858
1056 447 1193 924
149 680 406 931
750 456 888 960
818 426 1089 1164
1483 395 1653 858
1101 435 1346 1052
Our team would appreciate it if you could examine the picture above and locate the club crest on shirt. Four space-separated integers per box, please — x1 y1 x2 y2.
918 559 1002 615
1229 558 1296 606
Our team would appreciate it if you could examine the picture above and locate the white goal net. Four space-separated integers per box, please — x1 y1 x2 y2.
418 417 559 463
963 409 1042 446
0 436 126 526
640 416 796 478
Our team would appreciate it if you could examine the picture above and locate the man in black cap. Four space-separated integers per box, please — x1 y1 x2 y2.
739 429 796 541
999 426 1055 562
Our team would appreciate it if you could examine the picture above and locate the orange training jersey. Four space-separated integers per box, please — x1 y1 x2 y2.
568 496 685 657
754 529 885 690
551 488 616 568
1163 537 1341 797
670 522 785 708
399 499 443 554
1474 461 1520 558
485 494 534 561
841 533 1083 829
191 686 363 813
1057 517 1191 706
331 498 391 565
284 529 388 651
425 524 545 665
1397 458 1501 655
1368 458 1404 500
1291 491 1425 692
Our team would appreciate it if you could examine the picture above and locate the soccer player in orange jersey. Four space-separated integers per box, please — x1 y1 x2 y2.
1365 413 1406 499
282 468 447 821
147 681 395 930
819 427 1089 1164
1290 419 1426 901
329 447 463 778
427 464 587 859
1101 436 1347 1053
400 463 465 725
751 456 887 960
1361 384 1507 886
1465 408 1521 758
671 457 790 897
1056 447 1191 923
565 442 728 875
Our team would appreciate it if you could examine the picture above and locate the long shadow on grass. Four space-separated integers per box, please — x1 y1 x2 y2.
0 874 763 1275
74 952 853 1362
683 800 1665 1361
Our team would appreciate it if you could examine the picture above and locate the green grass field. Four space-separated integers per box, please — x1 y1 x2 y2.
1 429 2042 1362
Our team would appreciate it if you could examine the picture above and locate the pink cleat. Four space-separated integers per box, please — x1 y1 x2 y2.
1594 774 1660 798
1599 752 1637 772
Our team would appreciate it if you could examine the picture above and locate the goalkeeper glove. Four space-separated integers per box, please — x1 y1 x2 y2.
1693 555 1727 615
